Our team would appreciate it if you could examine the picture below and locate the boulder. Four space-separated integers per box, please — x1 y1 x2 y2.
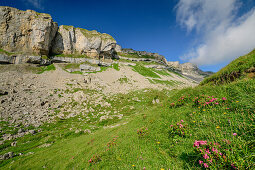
0 89 8 95
0 54 15 64
0 152 13 160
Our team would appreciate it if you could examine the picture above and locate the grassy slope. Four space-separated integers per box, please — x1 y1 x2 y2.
1 79 254 169
1 51 255 169
201 49 255 85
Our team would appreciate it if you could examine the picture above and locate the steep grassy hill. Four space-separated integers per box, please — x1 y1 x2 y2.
201 49 255 85
0 50 254 169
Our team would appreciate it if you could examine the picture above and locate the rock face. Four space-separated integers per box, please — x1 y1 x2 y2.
115 44 122 52
167 61 213 82
0 6 58 55
0 6 118 60
121 48 167 64
51 25 117 58
168 61 202 75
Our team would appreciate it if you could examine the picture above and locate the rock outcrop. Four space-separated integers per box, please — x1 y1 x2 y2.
121 48 167 64
51 25 117 58
168 61 203 75
0 6 118 61
0 6 58 55
115 44 122 52
167 61 213 82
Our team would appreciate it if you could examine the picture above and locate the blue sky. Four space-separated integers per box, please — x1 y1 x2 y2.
1 0 255 72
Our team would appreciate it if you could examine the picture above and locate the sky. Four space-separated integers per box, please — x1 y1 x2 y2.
1 0 255 72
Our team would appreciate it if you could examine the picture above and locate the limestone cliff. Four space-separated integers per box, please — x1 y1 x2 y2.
0 6 58 55
51 25 117 58
0 6 118 60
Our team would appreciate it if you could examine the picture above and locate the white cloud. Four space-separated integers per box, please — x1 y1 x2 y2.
23 0 44 10
176 0 255 66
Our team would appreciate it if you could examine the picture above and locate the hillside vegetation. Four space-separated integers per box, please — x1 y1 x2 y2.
201 49 255 85
0 50 254 169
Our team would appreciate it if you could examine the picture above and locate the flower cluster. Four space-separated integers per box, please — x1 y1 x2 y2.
137 127 148 137
169 120 188 137
193 140 237 169
107 136 118 148
88 154 101 164
170 95 191 108
193 95 228 108
88 136 118 165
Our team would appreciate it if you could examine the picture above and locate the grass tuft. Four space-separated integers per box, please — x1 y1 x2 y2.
37 64 56 74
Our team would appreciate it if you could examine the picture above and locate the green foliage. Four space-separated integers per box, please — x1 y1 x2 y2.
62 25 74 30
41 55 48 60
37 64 56 74
52 53 90 58
148 79 180 86
113 63 120 71
201 49 255 85
0 49 13 56
63 63 80 69
132 64 161 78
70 71 83 75
118 77 129 84
77 28 115 41
152 69 171 76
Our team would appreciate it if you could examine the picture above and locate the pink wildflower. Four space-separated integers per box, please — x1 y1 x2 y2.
199 140 207 145
205 149 211 154
170 125 173 127
193 140 207 147
179 124 183 128
199 160 203 165
180 120 184 122
204 163 209 168
88 159 92 163
193 140 200 147
203 153 209 159
212 148 218 153
231 163 236 169
209 159 212 163
215 102 219 104
219 153 222 156
233 133 237 136
222 97 227 100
